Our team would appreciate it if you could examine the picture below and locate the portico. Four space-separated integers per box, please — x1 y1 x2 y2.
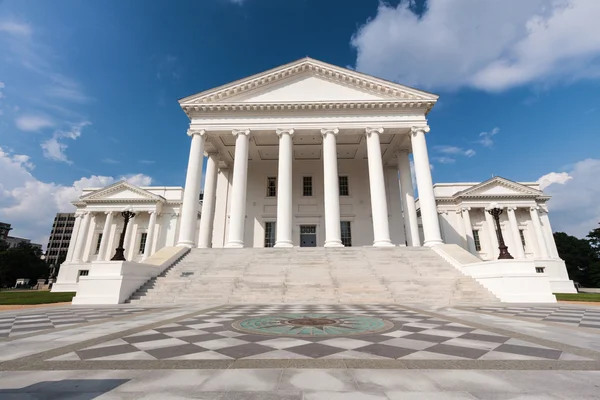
176 57 442 249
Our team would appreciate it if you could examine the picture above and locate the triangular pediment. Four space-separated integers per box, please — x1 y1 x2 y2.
179 57 438 105
81 181 164 203
457 177 543 198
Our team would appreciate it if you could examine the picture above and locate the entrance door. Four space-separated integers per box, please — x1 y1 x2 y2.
300 225 317 247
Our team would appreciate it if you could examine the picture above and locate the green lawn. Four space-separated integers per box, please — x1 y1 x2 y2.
555 293 600 302
0 291 75 305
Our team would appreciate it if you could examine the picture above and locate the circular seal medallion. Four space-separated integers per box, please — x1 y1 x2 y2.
231 313 393 337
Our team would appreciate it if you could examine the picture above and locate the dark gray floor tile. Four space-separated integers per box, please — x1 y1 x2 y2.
154 325 193 333
122 333 170 344
425 343 488 359
215 343 274 358
234 334 273 342
354 343 416 359
459 333 509 343
285 343 345 358
145 343 208 359
401 333 449 343
493 344 562 360
179 333 226 343
76 344 140 360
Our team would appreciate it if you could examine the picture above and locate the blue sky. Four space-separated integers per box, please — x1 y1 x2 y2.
1 0 600 245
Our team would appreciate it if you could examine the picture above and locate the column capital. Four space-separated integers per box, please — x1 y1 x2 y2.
485 203 503 211
460 206 471 212
506 206 518 212
232 129 251 137
437 208 448 215
148 210 156 215
320 128 339 137
410 125 430 135
104 211 114 215
365 127 384 137
276 128 294 137
187 128 206 137
530 205 540 212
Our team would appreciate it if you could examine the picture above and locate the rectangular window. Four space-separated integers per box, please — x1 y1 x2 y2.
339 176 349 196
139 233 147 254
303 176 313 197
473 230 482 252
264 222 276 248
341 221 352 247
77 269 89 282
266 177 277 197
94 233 103 255
519 229 527 250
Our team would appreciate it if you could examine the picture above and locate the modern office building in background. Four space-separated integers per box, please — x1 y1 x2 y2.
45 213 76 267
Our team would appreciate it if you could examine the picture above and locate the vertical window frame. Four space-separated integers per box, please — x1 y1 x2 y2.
264 221 276 248
340 221 352 247
473 229 482 252
139 232 148 254
339 175 349 196
266 177 277 197
302 176 313 197
94 233 103 255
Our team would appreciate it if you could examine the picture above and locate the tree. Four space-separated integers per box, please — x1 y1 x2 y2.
587 223 600 257
0 243 48 288
554 231 600 288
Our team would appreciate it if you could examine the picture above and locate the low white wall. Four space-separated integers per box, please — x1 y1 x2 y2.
534 259 577 294
68 246 189 305
433 244 557 303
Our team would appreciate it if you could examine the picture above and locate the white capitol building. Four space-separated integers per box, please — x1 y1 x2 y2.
53 58 576 305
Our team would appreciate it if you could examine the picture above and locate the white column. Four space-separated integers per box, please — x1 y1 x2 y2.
365 127 394 247
124 214 137 260
226 129 251 248
65 214 83 263
143 211 158 260
461 207 477 255
484 208 499 258
321 128 343 247
410 126 443 246
539 209 559 258
97 211 113 261
198 155 219 248
73 212 91 262
397 150 420 246
507 206 525 259
177 129 206 247
275 128 294 248
530 206 550 258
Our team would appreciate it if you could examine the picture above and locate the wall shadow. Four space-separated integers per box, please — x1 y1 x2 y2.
0 378 129 399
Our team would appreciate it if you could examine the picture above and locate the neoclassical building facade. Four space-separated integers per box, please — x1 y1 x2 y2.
52 57 575 299
177 57 442 250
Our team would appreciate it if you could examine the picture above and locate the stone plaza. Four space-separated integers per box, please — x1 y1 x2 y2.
0 302 599 399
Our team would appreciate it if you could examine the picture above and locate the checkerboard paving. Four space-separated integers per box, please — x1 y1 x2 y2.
0 307 155 338
55 305 590 362
473 305 600 329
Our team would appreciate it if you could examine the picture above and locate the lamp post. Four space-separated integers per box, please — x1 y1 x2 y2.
487 205 514 260
111 209 136 261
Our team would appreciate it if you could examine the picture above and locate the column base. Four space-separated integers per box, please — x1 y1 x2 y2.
274 241 293 248
423 239 444 247
176 241 195 248
225 242 244 249
324 241 344 248
373 241 395 248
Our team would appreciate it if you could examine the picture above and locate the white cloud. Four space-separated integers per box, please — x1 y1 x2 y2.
478 127 500 148
0 20 32 37
538 171 572 190
538 158 600 237
432 156 456 164
0 146 152 247
0 81 4 98
41 121 90 164
102 158 120 165
228 0 245 4
434 145 476 157
15 114 54 132
352 0 600 91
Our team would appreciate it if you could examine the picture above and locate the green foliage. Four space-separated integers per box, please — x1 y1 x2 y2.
554 293 600 302
0 291 75 305
0 243 49 289
587 223 600 257
554 230 600 288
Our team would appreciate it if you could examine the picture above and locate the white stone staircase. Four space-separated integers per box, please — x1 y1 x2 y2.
127 247 499 305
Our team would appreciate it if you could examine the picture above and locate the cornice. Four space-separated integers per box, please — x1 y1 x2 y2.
179 58 438 106
181 100 435 118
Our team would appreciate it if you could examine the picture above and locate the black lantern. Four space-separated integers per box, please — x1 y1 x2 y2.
111 209 136 261
487 206 514 260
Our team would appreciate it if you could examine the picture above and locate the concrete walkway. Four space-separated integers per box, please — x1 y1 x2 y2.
0 303 599 399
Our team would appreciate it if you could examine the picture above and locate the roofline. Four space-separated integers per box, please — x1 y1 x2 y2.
178 56 439 104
